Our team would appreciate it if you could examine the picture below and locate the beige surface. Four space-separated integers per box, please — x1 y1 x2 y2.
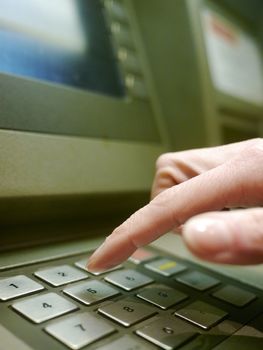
0 237 103 271
0 324 33 350
0 129 165 197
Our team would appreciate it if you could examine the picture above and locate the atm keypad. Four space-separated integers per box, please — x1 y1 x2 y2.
0 248 261 350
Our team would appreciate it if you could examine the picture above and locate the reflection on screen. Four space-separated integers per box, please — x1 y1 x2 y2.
0 0 125 97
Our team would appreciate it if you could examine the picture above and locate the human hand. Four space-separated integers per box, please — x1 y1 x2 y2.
88 138 263 271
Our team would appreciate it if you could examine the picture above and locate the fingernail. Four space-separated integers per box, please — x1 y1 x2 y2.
183 217 233 252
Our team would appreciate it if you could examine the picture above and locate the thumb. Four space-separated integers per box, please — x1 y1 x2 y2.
182 208 263 264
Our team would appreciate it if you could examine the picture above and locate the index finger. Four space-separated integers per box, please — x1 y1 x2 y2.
87 147 263 271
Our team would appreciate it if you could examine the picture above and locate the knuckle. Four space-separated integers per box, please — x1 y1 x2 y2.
153 165 178 192
150 188 182 227
156 153 174 169
124 210 147 248
110 216 138 247
155 165 175 179
227 139 263 205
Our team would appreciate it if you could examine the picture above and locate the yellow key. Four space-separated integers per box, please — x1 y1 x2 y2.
159 261 177 271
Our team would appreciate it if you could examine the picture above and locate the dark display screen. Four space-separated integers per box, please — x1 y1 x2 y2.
0 0 125 97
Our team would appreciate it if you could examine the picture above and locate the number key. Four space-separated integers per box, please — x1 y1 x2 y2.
75 258 122 276
0 275 44 301
137 285 188 309
63 280 120 305
34 265 88 286
12 292 78 323
136 316 197 349
98 298 157 327
45 312 115 349
104 269 153 291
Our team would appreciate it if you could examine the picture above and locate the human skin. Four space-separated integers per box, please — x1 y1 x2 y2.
88 138 263 271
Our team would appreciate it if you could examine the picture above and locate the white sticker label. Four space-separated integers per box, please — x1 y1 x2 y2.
202 8 263 105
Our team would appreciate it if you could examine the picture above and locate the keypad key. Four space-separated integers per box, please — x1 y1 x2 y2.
98 298 157 327
136 316 197 349
104 269 153 291
12 292 78 323
63 280 120 306
176 271 220 291
75 258 122 276
129 249 157 264
212 285 256 307
137 284 188 309
175 301 228 329
99 335 154 350
0 275 44 301
45 312 115 349
145 258 186 277
34 265 88 286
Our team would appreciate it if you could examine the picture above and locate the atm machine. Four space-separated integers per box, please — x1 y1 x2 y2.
134 0 263 149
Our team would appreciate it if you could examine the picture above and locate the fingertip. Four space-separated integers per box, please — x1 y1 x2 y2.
86 241 117 272
86 257 103 273
87 259 115 273
86 232 138 272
